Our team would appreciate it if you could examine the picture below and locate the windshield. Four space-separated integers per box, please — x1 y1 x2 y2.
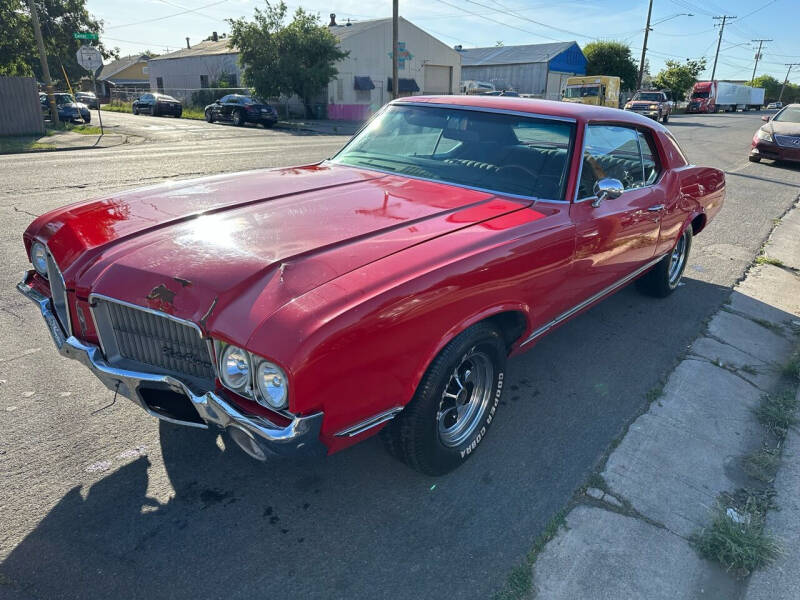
54 94 75 105
633 93 662 101
333 105 575 199
564 85 600 98
157 95 178 102
773 106 800 123
691 91 709 99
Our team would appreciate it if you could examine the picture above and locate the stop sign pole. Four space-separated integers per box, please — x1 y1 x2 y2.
76 44 104 135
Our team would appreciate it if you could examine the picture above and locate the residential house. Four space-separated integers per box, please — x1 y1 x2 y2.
146 37 241 97
96 54 150 98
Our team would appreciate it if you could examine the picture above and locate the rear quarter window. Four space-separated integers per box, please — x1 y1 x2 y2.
663 131 689 166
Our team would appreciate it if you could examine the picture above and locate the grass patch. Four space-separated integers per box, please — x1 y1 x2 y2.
101 102 132 113
181 107 205 120
754 255 785 268
755 390 799 438
693 491 780 576
742 447 780 483
65 124 103 135
0 135 54 154
493 508 568 600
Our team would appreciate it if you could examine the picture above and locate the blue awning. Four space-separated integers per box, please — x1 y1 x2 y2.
354 76 375 90
387 78 420 93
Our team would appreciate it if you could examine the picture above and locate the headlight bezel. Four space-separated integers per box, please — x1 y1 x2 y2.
214 341 290 411
219 344 252 393
757 128 773 142
31 241 49 278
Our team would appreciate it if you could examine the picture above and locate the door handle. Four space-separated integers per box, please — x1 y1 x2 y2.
647 204 665 212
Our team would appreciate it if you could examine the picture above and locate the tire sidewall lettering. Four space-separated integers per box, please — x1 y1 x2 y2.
459 369 504 459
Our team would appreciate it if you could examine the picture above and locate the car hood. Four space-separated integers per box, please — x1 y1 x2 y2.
768 120 800 136
31 163 528 337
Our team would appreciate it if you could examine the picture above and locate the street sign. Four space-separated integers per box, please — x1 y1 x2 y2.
73 32 99 40
76 45 102 71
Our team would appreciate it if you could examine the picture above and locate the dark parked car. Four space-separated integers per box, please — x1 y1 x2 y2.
750 104 800 164
40 93 90 124
75 91 99 109
205 94 278 127
132 93 182 117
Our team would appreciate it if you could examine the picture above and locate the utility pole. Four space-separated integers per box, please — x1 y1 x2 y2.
26 0 60 126
779 64 799 102
710 15 736 82
392 0 399 100
637 0 653 91
750 39 771 82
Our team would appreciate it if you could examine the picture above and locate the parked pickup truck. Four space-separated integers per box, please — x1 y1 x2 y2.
624 90 671 123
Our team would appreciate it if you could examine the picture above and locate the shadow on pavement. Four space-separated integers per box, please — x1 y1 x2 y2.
2 277 751 600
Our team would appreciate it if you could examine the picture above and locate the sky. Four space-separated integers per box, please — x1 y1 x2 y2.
87 0 800 84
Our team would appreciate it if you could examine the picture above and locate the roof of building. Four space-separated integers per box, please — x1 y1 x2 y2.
328 17 393 40
98 54 149 81
459 41 578 66
148 39 238 61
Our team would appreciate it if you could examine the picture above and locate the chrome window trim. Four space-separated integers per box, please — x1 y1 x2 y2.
519 253 666 347
392 101 578 124
574 123 664 203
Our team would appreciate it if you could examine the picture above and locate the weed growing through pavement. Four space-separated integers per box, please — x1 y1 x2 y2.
693 489 780 576
782 349 800 381
493 509 568 600
755 390 799 439
754 256 785 268
742 446 780 483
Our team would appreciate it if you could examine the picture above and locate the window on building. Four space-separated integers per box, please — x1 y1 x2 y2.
200 75 209 88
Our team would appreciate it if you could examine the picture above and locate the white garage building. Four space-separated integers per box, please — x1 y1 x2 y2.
327 16 461 120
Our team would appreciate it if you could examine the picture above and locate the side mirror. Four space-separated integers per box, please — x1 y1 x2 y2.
761 115 770 122
592 178 624 208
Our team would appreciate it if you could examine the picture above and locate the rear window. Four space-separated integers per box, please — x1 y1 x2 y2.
333 105 576 199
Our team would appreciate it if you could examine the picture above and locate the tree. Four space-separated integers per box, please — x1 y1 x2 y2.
0 0 118 82
652 58 707 101
582 41 639 91
749 74 782 103
228 2 348 117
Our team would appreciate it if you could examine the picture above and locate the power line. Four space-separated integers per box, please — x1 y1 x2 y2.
105 0 229 30
751 39 772 81
710 15 735 81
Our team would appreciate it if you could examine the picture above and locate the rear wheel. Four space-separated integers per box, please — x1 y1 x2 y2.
636 227 692 298
381 322 507 475
176 107 182 118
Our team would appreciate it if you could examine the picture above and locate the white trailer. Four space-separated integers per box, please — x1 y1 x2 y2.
747 87 765 110
715 81 750 112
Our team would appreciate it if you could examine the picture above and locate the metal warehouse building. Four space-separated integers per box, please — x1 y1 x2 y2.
327 16 462 120
459 41 586 98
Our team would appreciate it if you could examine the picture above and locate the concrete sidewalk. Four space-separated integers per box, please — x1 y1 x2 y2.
0 129 133 154
527 201 800 599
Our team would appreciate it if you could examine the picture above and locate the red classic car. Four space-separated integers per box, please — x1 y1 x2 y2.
17 96 724 475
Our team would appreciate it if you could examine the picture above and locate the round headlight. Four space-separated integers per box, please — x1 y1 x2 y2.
256 361 288 409
31 242 48 278
220 345 250 390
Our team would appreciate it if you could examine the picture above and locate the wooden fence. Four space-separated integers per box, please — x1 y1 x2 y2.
0 77 45 136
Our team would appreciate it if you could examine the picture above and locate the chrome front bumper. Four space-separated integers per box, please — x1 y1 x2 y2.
17 280 325 458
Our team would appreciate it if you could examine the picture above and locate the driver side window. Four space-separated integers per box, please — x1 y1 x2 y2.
578 125 644 199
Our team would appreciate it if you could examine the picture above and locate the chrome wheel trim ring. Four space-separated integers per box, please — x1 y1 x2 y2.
437 348 494 448
668 232 688 286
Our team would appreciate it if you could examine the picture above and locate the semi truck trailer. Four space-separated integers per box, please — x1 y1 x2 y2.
687 81 765 113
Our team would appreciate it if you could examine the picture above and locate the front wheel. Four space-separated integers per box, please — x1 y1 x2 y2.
232 110 245 126
662 112 669 124
381 322 507 475
636 227 692 298
749 154 761 163
205 109 214 123
132 106 139 115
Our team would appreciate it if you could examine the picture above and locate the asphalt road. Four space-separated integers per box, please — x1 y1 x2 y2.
1 109 799 600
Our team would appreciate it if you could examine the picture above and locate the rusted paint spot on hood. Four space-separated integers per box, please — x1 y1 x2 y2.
146 284 176 311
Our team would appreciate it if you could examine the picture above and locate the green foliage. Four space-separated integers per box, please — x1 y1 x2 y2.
228 2 347 116
582 41 639 91
750 74 800 104
652 58 707 101
0 0 118 82
190 87 241 108
755 390 799 439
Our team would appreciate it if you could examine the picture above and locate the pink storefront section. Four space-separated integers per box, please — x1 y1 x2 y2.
327 104 372 120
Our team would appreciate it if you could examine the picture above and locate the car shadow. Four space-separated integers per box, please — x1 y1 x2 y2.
2 278 794 599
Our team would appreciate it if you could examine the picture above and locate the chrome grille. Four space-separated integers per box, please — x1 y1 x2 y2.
774 134 800 148
46 251 71 335
92 297 215 381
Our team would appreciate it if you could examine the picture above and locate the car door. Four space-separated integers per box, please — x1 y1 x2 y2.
570 123 665 293
223 96 238 120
